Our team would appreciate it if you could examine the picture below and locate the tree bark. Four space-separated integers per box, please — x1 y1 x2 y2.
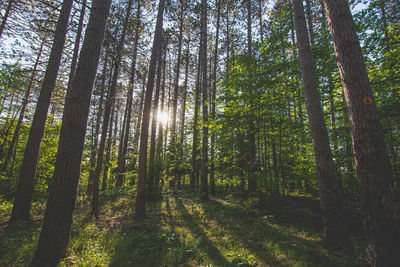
321 0 400 264
292 0 348 248
30 0 111 264
91 0 133 218
148 37 163 192
210 0 221 195
135 0 165 218
119 0 142 187
199 0 209 202
9 0 73 223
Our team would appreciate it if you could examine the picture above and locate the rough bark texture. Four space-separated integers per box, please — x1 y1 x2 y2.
321 0 400 264
30 0 111 265
9 0 73 223
199 0 208 202
91 0 133 218
292 0 348 248
135 0 165 218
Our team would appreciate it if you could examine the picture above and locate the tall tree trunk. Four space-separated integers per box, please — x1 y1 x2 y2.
148 38 163 192
177 35 190 186
68 0 87 88
210 0 221 195
87 47 109 196
119 0 142 187
155 50 167 190
190 51 201 190
2 38 44 172
247 0 257 194
9 0 73 223
0 0 13 40
292 0 348 248
102 102 115 191
321 0 400 264
135 0 165 218
91 0 134 218
305 0 314 46
199 0 209 202
259 0 264 43
30 0 111 264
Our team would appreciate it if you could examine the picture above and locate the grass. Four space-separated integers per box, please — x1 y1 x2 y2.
0 185 367 266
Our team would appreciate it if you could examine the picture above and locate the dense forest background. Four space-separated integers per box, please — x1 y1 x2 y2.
0 0 399 266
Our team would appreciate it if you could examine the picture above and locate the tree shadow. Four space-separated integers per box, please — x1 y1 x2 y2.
171 192 231 266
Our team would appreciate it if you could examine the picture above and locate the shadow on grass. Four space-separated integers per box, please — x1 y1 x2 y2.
200 196 362 266
172 192 231 266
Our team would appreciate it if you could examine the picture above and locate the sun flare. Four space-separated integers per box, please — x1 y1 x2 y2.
157 111 170 125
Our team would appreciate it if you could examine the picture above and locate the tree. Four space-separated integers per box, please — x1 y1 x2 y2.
0 0 14 39
135 0 165 218
30 0 111 264
9 0 74 223
292 0 348 248
321 0 400 264
199 0 209 202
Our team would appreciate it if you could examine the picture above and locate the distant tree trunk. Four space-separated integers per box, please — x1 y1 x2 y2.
247 0 257 194
91 0 133 218
9 0 73 223
148 37 163 192
258 0 264 43
199 0 209 202
68 0 87 88
119 0 141 187
210 0 221 195
30 0 111 264
0 0 13 40
321 0 400 264
292 0 348 248
177 35 190 186
155 51 167 189
87 47 109 196
2 38 44 172
171 0 184 145
135 0 165 218
305 0 314 46
190 52 201 191
102 102 115 191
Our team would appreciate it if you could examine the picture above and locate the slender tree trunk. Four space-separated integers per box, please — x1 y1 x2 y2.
321 0 400 264
190 52 201 190
259 0 264 43
155 50 167 190
292 0 348 248
177 35 190 186
119 0 142 186
210 0 221 195
135 0 165 218
30 0 111 264
102 102 115 191
87 47 109 196
68 0 87 88
9 0 73 223
305 0 314 46
199 0 209 202
0 0 13 40
91 0 134 218
3 38 44 172
148 38 163 192
247 0 257 194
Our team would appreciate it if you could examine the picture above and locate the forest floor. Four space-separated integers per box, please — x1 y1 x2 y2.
0 186 367 266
